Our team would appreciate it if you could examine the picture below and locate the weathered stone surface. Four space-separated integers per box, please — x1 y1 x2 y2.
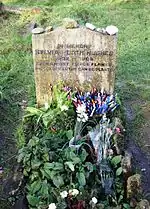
32 27 44 34
135 199 149 209
32 26 117 106
127 174 142 200
45 26 53 33
63 18 78 29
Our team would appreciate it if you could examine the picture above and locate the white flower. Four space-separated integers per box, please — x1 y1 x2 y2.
76 104 86 114
45 102 49 110
92 197 98 204
60 190 68 198
60 105 68 111
76 104 88 123
48 203 56 209
69 189 79 196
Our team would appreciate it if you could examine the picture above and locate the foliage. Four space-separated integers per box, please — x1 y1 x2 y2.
18 135 99 208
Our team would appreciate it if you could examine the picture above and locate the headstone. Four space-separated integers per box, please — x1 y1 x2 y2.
32 25 117 106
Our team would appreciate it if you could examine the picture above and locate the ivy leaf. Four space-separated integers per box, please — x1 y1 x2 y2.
111 155 122 166
73 157 81 164
31 160 41 170
123 203 131 209
53 175 64 188
27 194 39 207
44 162 54 169
30 180 42 193
77 172 86 186
53 162 64 171
40 180 49 196
116 167 123 176
65 161 75 171
66 130 73 139
80 149 88 162
17 152 26 163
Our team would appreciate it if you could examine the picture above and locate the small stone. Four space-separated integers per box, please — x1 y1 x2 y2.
127 174 142 200
85 23 96 31
96 28 106 34
141 168 146 172
45 26 53 33
106 25 118 35
63 18 78 29
135 199 149 209
32 27 44 34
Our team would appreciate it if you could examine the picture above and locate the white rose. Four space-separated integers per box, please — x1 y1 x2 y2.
48 203 56 209
92 197 98 204
60 190 68 198
69 189 79 196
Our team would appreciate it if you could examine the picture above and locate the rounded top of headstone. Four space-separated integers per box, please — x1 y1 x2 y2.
106 25 118 35
32 27 45 34
62 18 78 29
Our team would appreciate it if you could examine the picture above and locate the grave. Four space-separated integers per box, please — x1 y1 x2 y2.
32 22 118 106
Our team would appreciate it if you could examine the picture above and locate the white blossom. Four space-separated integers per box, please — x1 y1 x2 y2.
92 197 98 204
60 190 68 198
69 189 79 196
60 105 68 111
76 104 88 123
48 203 56 209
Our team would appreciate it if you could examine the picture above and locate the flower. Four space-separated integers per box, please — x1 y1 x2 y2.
92 197 98 204
60 190 68 199
76 104 88 123
48 203 56 209
115 127 121 133
69 189 79 196
60 105 68 111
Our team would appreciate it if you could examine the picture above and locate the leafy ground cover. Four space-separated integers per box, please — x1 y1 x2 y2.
0 0 150 208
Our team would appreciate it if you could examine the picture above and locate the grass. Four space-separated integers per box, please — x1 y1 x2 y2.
0 1 150 206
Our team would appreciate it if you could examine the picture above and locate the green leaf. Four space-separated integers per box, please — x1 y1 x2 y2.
27 194 39 207
53 162 64 171
123 203 131 209
31 160 41 170
66 130 73 139
65 161 75 171
44 162 54 169
73 157 81 164
116 167 123 176
111 155 122 166
40 180 49 196
85 162 94 173
17 152 26 163
26 107 43 115
30 180 42 193
80 149 88 162
77 172 86 186
118 194 123 203
53 175 64 188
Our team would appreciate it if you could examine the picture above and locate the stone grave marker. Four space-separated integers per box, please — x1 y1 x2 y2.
32 24 117 106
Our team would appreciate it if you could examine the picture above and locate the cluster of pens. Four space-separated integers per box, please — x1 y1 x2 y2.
72 88 119 117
